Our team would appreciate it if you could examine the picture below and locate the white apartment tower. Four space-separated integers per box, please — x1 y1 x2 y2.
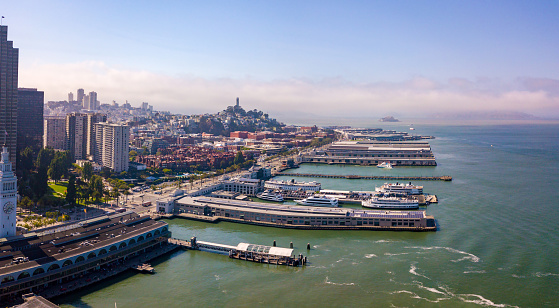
0 147 17 238
94 123 129 172
43 116 66 149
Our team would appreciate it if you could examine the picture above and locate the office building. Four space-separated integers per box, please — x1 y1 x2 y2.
77 88 84 104
94 123 129 172
68 92 73 102
43 116 66 149
0 25 18 169
17 88 44 153
88 91 98 110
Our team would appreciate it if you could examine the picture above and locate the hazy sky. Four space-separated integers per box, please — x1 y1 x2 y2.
3 0 559 118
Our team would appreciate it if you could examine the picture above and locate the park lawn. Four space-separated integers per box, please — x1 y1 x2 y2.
48 182 68 196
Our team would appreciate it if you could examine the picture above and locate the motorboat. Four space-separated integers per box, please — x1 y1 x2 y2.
256 190 284 202
294 195 339 207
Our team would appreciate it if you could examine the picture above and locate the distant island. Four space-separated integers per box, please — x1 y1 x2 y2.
432 111 540 120
379 116 400 122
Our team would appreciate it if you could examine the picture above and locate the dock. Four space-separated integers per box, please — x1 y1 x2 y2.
168 237 306 267
133 263 155 274
280 173 452 181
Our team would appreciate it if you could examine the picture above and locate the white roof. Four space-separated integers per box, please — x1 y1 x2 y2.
236 243 293 257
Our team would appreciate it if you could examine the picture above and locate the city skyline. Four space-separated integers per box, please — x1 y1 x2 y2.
3 1 559 119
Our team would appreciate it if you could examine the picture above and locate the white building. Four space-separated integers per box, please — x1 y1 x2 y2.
0 147 17 238
94 123 130 172
222 177 262 196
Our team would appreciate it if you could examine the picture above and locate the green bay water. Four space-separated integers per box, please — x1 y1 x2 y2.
57 124 559 307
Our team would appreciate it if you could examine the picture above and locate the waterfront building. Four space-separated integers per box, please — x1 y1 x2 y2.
174 197 436 231
94 123 129 172
0 25 19 169
17 88 44 153
0 147 17 238
0 212 170 303
222 177 262 196
303 141 437 166
43 116 66 150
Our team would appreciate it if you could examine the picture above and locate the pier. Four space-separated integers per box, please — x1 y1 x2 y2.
168 237 306 266
280 173 452 181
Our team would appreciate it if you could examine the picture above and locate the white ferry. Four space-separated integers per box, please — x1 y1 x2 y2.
294 195 339 207
377 161 393 169
256 190 284 202
375 182 423 195
362 196 419 210
264 179 321 191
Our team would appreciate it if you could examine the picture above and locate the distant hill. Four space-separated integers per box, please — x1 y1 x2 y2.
379 116 400 122
432 111 540 120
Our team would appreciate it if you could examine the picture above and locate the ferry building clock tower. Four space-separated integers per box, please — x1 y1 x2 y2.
0 147 17 238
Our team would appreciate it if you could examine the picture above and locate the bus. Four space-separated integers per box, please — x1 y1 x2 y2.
115 208 126 213
142 201 152 207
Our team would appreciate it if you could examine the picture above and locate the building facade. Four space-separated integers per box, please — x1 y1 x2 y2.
0 147 17 238
94 123 129 172
65 113 88 160
43 116 66 150
0 26 18 169
76 88 84 104
16 88 44 153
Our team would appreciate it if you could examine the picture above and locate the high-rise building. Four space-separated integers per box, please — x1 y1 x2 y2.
0 25 18 169
141 102 148 110
43 116 66 149
94 123 129 172
65 113 107 161
82 94 89 109
68 92 74 102
77 88 85 104
86 113 107 157
17 88 44 153
89 91 97 110
0 147 17 238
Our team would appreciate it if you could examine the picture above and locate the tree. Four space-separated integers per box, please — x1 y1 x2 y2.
129 150 138 161
48 157 63 183
82 162 93 182
36 148 55 170
66 176 77 206
234 151 245 165
90 175 104 204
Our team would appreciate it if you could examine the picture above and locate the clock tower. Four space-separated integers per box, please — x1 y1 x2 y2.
0 147 17 238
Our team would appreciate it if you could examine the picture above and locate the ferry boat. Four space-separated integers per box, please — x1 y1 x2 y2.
362 196 419 210
256 190 284 202
264 179 321 191
377 161 393 169
375 182 423 195
294 195 339 207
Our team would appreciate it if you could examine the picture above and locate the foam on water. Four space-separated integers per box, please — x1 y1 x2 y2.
324 276 356 286
405 246 481 263
409 264 431 280
364 253 377 258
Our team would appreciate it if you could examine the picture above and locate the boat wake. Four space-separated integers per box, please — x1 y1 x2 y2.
405 246 481 263
385 252 410 256
364 253 377 258
534 272 559 278
324 276 356 286
409 264 431 280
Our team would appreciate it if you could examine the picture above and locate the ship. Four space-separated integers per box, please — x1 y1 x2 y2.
375 182 423 195
377 161 393 169
362 195 419 210
256 190 284 202
264 179 321 191
294 195 339 207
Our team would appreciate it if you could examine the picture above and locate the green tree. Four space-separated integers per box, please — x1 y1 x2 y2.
66 175 77 205
82 162 93 182
233 151 245 165
48 157 64 183
129 150 138 161
90 175 104 204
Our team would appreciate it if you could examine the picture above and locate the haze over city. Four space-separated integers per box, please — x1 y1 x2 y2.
4 0 559 119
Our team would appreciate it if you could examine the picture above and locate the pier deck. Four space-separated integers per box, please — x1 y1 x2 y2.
168 238 305 266
280 173 452 181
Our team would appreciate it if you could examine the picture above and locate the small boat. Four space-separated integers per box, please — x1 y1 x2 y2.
256 190 284 202
295 195 339 207
377 161 393 169
362 195 419 210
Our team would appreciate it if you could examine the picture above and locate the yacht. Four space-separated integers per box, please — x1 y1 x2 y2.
375 182 423 195
362 196 419 210
264 179 321 191
294 195 339 207
377 161 393 169
256 190 284 202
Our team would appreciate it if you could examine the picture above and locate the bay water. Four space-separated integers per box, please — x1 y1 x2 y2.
57 123 559 307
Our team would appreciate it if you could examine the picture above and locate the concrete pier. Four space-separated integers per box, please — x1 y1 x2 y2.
280 173 452 181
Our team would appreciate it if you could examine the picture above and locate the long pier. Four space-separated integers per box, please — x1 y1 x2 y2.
168 237 306 266
280 173 452 181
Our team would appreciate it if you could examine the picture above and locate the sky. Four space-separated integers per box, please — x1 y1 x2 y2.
3 0 559 120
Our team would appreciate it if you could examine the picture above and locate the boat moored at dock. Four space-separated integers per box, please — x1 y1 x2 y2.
377 161 393 168
264 179 321 192
376 182 424 195
295 195 339 207
256 190 284 202
362 195 419 210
